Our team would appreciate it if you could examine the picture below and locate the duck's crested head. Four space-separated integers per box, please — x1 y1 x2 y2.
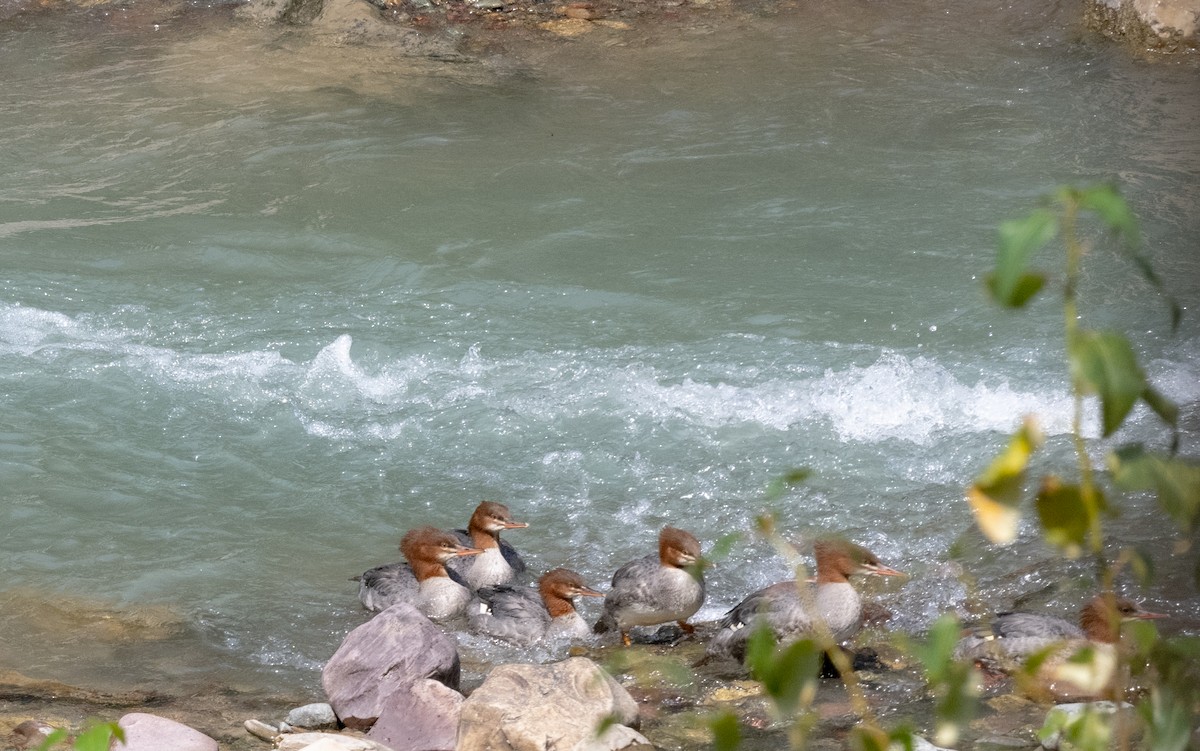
401 526 483 565
659 526 703 569
470 501 529 534
813 537 904 583
539 568 605 601
1080 593 1166 642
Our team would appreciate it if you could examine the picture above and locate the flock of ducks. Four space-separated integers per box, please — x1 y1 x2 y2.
355 501 1166 690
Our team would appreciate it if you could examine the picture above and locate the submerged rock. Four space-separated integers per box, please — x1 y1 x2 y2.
458 657 646 751
6 720 56 750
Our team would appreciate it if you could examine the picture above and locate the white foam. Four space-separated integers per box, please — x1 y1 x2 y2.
0 303 1171 449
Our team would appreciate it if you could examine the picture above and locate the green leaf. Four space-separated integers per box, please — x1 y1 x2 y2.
1124 251 1183 332
986 271 1045 308
849 725 890 751
762 639 821 717
1125 619 1160 660
967 417 1043 544
914 614 962 683
906 615 978 747
1035 477 1102 557
1077 184 1139 246
764 468 813 501
1141 384 1179 429
885 726 916 751
593 713 620 738
1127 546 1155 587
34 729 68 751
709 711 742 751
744 623 778 681
1074 184 1184 332
745 623 820 718
72 722 124 751
708 532 741 563
1108 445 1200 533
1069 330 1146 436
989 208 1057 307
1040 704 1114 751
1139 686 1192 751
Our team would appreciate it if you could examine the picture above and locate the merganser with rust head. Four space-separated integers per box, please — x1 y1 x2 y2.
954 593 1166 672
594 526 706 646
706 537 904 663
468 568 605 645
356 526 483 620
445 501 529 590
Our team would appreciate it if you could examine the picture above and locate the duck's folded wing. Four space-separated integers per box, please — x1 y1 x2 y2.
357 562 417 611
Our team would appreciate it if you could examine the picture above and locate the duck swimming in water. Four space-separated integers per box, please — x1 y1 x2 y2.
955 593 1166 665
445 501 529 590
954 593 1165 697
594 526 706 646
356 526 483 620
468 568 605 645
705 537 904 663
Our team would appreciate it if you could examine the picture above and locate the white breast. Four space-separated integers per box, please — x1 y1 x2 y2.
546 612 592 642
465 548 516 590
815 582 862 642
419 577 472 621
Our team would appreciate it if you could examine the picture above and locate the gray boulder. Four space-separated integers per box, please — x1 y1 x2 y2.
322 603 461 731
457 657 647 751
286 702 340 730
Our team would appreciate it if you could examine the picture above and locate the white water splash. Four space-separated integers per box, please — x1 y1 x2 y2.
0 305 1182 448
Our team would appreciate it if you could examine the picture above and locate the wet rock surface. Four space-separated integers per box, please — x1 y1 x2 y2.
458 657 645 751
1084 0 1199 52
321 603 461 731
5 0 1195 58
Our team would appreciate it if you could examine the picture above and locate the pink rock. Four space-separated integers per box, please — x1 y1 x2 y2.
366 678 463 751
115 713 217 751
322 603 460 731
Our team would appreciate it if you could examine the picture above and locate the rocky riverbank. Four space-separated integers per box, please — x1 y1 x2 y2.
0 604 1146 751
1 0 1197 57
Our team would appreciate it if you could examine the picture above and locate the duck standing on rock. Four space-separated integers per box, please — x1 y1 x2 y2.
594 526 706 646
446 501 529 590
954 593 1165 698
705 537 904 664
356 526 483 620
469 568 605 645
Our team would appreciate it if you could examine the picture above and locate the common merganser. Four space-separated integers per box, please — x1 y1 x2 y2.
445 501 529 590
356 526 483 620
953 593 1166 673
468 568 605 645
705 537 904 663
594 526 706 646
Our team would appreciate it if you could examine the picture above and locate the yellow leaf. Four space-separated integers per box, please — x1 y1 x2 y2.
967 417 1043 544
967 486 1022 544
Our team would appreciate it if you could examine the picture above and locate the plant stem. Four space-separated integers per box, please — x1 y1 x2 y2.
1059 191 1106 562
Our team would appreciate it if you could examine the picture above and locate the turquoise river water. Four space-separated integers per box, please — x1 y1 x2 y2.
1 0 1198 727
